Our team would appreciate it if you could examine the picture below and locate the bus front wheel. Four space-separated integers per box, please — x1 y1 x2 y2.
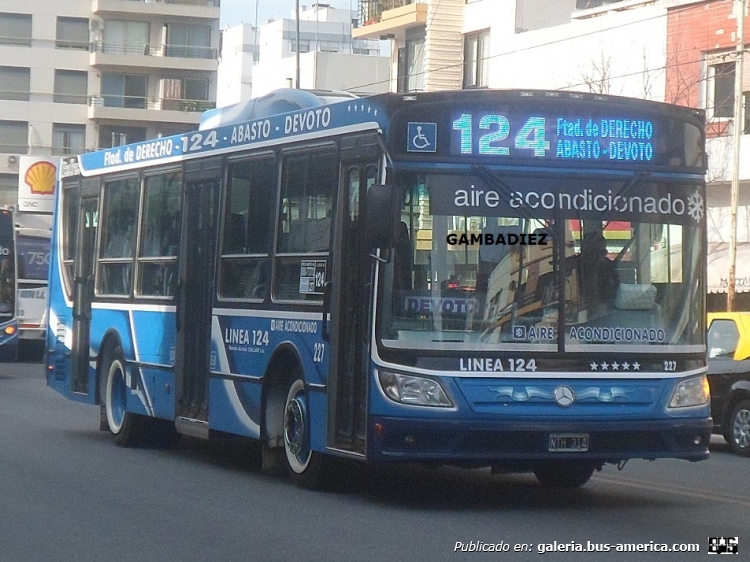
283 378 329 489
102 345 145 447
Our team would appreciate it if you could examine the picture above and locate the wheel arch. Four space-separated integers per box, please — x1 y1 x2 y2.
95 329 125 405
723 382 750 428
261 342 305 448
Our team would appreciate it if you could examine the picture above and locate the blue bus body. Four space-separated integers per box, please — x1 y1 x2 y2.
47 89 710 488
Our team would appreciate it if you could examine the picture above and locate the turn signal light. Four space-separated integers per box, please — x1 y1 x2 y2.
4 325 16 335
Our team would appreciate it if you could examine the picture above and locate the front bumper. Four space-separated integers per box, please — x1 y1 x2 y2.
369 416 712 465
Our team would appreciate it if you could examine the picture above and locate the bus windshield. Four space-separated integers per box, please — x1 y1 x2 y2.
378 171 703 352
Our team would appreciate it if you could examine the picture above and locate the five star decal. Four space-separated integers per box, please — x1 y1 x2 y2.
347 103 377 116
590 361 641 371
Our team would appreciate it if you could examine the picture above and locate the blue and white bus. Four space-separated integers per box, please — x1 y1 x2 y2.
48 88 710 488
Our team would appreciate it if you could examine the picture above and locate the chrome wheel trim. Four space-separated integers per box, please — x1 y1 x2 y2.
284 380 312 474
732 407 750 451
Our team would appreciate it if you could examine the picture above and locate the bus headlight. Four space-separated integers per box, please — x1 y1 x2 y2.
378 371 452 407
668 375 710 408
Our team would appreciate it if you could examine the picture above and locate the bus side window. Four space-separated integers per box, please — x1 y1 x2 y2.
219 158 275 301
274 149 337 301
137 172 182 298
98 177 139 296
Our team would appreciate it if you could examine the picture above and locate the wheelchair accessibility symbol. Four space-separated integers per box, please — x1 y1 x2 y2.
407 122 437 152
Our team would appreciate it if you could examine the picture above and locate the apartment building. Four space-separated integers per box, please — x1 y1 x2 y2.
0 0 219 206
352 0 666 95
218 3 388 103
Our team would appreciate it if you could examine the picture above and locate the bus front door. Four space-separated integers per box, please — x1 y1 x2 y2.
328 136 380 455
71 194 99 396
174 163 219 435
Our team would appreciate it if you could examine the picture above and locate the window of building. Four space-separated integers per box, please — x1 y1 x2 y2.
275 149 337 301
54 70 88 105
160 77 209 110
98 177 139 296
319 41 338 53
711 61 735 119
138 172 182 298
744 92 750 134
0 66 30 101
397 28 425 93
0 13 32 46
52 124 86 156
56 17 89 50
463 29 490 89
102 20 149 54
576 0 624 9
220 158 276 301
98 125 146 149
165 23 212 59
290 40 310 53
0 120 28 153
101 73 147 109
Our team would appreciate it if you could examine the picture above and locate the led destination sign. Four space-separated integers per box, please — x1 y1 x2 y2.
450 111 655 162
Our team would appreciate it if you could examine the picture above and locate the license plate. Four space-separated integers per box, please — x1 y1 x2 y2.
548 433 589 452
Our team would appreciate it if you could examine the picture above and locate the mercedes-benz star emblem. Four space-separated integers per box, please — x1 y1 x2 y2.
554 386 575 407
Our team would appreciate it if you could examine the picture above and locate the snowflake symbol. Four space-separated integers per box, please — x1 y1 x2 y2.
687 191 704 223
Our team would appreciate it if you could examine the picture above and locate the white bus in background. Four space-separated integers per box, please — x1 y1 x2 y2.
16 225 51 354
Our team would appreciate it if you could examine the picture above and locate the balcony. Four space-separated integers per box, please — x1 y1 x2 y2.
90 42 218 72
88 94 214 124
353 0 427 41
92 0 220 20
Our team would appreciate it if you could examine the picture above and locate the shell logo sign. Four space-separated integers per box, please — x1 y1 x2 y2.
24 160 57 195
18 156 58 213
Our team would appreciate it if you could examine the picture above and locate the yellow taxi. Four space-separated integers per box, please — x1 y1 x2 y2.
707 312 750 456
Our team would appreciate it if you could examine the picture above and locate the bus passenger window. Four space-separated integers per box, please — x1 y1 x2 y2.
98 177 139 296
274 150 337 301
137 172 181 298
219 158 275 301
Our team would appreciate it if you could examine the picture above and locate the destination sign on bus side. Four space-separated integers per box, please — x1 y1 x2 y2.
78 101 384 174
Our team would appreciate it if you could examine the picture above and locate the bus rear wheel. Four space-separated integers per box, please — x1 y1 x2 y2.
102 345 146 447
283 378 329 489
533 462 596 488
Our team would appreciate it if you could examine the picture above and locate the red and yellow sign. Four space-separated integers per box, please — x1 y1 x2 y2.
24 160 57 195
18 156 57 213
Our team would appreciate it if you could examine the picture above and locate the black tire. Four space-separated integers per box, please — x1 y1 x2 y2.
101 344 147 447
534 462 596 488
283 378 330 489
727 399 750 457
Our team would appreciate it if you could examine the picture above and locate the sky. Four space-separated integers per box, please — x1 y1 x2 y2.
220 0 356 28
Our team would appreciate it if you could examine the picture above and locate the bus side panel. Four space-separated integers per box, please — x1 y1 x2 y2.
90 308 147 415
131 310 176 367
130 309 177 420
139 367 175 421
207 377 261 439
210 313 329 449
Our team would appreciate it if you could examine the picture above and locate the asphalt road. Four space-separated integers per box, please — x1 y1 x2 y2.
1 360 747 562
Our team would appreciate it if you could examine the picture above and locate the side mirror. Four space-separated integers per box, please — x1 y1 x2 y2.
364 183 399 250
